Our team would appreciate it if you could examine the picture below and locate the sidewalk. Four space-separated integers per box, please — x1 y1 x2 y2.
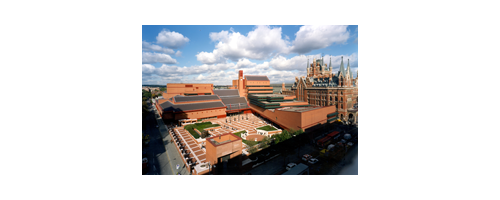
152 105 191 175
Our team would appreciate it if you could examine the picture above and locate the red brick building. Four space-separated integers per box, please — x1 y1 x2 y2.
283 56 358 123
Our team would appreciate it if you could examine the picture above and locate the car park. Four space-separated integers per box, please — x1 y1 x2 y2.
286 163 297 170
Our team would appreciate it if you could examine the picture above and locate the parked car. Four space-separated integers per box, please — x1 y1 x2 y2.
308 158 319 164
302 154 312 161
286 163 297 170
142 157 149 174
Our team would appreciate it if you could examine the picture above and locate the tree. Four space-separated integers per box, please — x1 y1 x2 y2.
260 137 270 149
201 130 210 138
160 87 166 92
247 145 258 155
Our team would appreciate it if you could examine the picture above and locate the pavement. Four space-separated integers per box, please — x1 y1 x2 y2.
143 101 190 175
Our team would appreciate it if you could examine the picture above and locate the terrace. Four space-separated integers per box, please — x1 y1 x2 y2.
204 113 282 154
168 126 209 174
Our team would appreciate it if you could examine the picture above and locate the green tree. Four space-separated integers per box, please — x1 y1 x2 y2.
260 136 270 149
160 87 166 92
247 145 258 154
201 130 210 138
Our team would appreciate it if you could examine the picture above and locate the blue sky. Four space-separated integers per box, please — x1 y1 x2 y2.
142 25 358 85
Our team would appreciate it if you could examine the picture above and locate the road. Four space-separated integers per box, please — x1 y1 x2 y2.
243 140 358 175
143 100 190 175
243 142 319 175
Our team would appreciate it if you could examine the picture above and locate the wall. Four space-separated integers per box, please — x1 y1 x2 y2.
205 134 242 165
164 83 213 99
299 106 336 129
246 80 270 86
173 108 226 120
250 104 336 130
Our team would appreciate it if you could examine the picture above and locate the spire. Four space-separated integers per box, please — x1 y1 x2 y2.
347 58 352 79
329 56 332 72
339 56 345 76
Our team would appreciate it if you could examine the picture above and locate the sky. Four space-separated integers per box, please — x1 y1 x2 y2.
142 25 358 85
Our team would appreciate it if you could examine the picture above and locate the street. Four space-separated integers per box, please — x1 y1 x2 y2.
143 101 190 175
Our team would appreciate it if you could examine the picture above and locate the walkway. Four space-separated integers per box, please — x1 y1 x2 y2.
173 128 207 164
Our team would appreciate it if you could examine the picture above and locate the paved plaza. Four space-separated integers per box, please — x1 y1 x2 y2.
206 113 275 141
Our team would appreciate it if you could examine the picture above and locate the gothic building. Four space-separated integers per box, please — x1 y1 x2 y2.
283 56 358 123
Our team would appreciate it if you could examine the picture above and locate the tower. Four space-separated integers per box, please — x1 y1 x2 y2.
238 70 244 95
329 56 332 73
282 82 286 92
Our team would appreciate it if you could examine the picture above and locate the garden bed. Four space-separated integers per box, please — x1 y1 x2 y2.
256 125 277 131
184 122 221 139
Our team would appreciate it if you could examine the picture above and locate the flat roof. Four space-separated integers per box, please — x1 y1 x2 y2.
213 89 240 97
276 106 324 113
174 95 220 102
245 75 270 81
248 94 291 98
160 101 225 112
220 96 248 105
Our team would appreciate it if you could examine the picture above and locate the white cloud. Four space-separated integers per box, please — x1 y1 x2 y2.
142 52 177 64
196 49 225 64
175 50 182 57
142 41 175 54
290 25 350 54
156 30 189 49
197 25 289 63
209 30 229 42
269 53 358 72
195 74 205 81
235 58 257 69
197 25 353 64
269 55 308 71
144 63 236 78
142 64 156 75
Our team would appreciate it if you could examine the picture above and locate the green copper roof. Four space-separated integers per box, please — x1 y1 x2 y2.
339 56 345 77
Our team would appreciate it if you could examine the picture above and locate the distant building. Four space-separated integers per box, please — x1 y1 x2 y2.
283 56 358 123
162 83 214 100
230 70 273 98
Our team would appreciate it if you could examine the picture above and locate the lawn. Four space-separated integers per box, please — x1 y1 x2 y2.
232 130 247 138
231 130 261 146
256 125 277 131
184 122 221 139
194 122 220 132
184 124 200 139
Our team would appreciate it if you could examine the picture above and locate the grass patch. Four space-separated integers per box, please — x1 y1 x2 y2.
232 130 246 138
230 130 261 147
194 122 220 132
256 125 277 131
184 124 200 139
184 122 220 139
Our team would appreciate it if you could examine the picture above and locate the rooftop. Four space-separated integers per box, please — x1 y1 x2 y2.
245 75 270 81
174 95 220 102
160 101 226 112
248 94 290 98
213 89 240 97
206 133 241 146
275 106 324 113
